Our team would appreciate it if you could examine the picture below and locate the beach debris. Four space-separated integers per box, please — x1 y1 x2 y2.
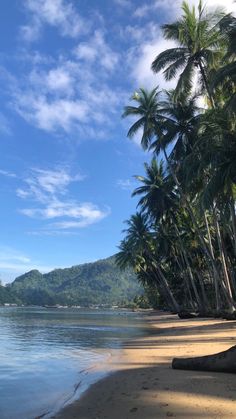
172 345 236 373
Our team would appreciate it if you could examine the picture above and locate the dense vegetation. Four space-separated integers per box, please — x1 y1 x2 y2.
117 1 236 317
0 284 20 305
6 256 143 306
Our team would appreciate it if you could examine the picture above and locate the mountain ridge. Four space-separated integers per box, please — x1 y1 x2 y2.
4 255 142 306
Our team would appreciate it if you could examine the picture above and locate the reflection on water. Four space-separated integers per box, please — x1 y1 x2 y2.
0 307 146 419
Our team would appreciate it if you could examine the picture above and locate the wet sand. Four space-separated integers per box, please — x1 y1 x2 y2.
54 312 236 419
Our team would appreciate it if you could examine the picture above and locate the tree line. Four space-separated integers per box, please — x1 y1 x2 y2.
117 1 236 317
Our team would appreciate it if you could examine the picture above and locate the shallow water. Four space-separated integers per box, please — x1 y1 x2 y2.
0 307 147 419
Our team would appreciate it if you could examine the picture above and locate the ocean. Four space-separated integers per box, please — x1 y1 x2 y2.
0 306 147 419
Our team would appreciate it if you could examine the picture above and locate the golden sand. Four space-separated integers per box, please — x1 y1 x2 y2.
54 312 236 419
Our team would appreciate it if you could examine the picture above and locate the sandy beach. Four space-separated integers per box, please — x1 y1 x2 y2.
54 312 236 419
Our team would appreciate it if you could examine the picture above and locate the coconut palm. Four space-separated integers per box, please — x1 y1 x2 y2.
117 212 180 312
122 87 164 150
211 15 236 113
132 158 177 221
151 1 226 106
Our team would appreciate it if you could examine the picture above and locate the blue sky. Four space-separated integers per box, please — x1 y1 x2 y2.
0 0 235 283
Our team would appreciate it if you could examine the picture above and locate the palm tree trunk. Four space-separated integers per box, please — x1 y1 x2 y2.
198 60 215 109
175 254 195 310
204 211 220 311
140 265 179 312
174 224 203 311
196 271 211 311
155 265 180 313
230 198 236 257
162 145 224 312
213 207 235 312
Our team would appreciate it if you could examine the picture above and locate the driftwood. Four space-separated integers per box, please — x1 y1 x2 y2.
172 345 236 373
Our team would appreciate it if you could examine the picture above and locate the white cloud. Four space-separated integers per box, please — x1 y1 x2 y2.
114 0 132 8
0 245 58 283
11 30 121 136
17 167 84 201
74 30 119 71
120 23 159 42
14 94 89 133
46 68 73 92
17 167 110 232
20 19 41 42
0 169 16 178
129 37 177 90
134 0 235 19
21 0 87 41
117 179 135 191
0 112 12 135
130 0 236 91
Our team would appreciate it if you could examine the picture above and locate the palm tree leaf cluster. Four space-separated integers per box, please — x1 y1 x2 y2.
117 1 236 316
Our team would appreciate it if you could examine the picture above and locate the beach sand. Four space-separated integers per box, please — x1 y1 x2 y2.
54 312 236 419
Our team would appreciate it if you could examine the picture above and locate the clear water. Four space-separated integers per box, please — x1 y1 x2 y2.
0 307 147 419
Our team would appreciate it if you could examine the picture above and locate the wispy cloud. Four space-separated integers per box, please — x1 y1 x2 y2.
117 178 135 191
17 167 110 232
129 0 236 93
113 0 132 8
10 29 122 136
21 0 87 42
0 112 12 135
133 0 235 19
0 245 58 283
129 37 177 90
74 30 119 72
0 169 16 178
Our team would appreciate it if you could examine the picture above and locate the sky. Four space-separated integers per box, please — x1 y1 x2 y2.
0 0 235 283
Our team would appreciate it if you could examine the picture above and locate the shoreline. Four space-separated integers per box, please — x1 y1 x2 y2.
54 311 236 419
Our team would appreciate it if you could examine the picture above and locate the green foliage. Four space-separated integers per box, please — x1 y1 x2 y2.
8 256 143 306
121 1 236 315
0 284 21 305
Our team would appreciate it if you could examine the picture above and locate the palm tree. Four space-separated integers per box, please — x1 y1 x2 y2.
151 0 226 106
150 90 199 171
122 87 164 150
123 88 224 311
133 158 205 312
132 158 176 221
117 212 180 312
211 15 236 113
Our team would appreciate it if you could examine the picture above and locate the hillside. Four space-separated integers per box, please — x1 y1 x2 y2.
0 284 20 305
7 255 143 306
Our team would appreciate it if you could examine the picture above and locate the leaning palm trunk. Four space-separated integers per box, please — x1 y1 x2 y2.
162 145 226 312
174 223 203 311
198 60 215 109
155 266 180 312
175 254 195 310
143 244 181 313
195 271 211 312
213 208 235 312
139 265 179 312
204 211 220 311
230 198 236 257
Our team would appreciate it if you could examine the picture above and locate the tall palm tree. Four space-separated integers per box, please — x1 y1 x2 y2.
133 159 205 312
132 158 176 221
117 212 180 312
211 15 236 113
122 87 164 150
123 88 222 305
151 1 226 106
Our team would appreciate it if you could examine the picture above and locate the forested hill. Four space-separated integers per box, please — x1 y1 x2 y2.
6 255 142 306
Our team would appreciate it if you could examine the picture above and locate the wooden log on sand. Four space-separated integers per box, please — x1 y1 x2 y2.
172 345 236 373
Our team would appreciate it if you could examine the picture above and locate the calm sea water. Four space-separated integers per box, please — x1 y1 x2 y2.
0 307 147 419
